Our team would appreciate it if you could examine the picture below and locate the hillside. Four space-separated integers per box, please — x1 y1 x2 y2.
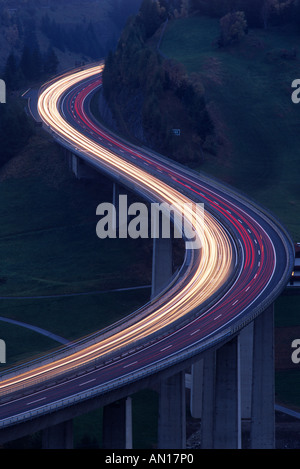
102 1 214 165
0 0 142 72
160 15 300 242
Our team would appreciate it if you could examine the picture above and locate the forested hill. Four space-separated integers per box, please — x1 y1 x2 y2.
0 0 142 88
102 0 300 166
102 0 214 165
0 0 142 171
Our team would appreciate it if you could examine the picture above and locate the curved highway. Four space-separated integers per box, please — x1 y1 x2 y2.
0 63 294 429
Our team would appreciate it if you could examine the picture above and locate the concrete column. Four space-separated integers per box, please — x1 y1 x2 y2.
112 183 129 234
190 359 203 419
151 204 173 298
251 304 275 449
66 148 72 170
42 420 73 449
240 322 254 419
151 235 173 298
201 337 241 449
214 336 241 449
71 153 80 179
201 351 215 449
102 397 133 449
158 371 186 449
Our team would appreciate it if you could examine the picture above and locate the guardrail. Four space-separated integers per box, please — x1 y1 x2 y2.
0 326 232 429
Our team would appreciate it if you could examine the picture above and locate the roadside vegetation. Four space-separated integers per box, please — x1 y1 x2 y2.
102 0 214 164
161 15 300 241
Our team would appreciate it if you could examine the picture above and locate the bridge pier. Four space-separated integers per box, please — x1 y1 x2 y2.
190 323 253 422
151 236 173 298
102 397 133 449
190 360 203 419
240 322 254 420
42 420 73 449
251 304 275 449
201 336 241 449
158 371 186 449
66 150 98 180
112 182 129 234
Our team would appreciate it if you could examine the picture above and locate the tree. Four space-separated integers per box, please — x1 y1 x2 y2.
0 98 34 168
43 47 59 75
218 11 248 47
139 0 167 39
3 52 22 90
263 0 295 28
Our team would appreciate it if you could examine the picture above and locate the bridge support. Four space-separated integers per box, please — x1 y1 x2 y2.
102 397 133 449
158 371 186 449
251 304 275 449
201 336 241 449
190 360 203 419
240 322 254 420
42 420 73 449
112 182 129 234
151 235 173 298
66 150 98 180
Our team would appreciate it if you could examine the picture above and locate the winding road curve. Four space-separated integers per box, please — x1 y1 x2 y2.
0 63 294 431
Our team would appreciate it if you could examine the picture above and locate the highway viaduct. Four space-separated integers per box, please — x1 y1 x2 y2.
0 147 278 450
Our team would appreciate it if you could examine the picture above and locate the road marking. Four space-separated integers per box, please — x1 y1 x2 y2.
160 345 173 352
190 329 200 336
232 300 239 306
78 378 96 387
123 361 138 369
246 286 250 292
214 314 222 321
26 397 46 406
